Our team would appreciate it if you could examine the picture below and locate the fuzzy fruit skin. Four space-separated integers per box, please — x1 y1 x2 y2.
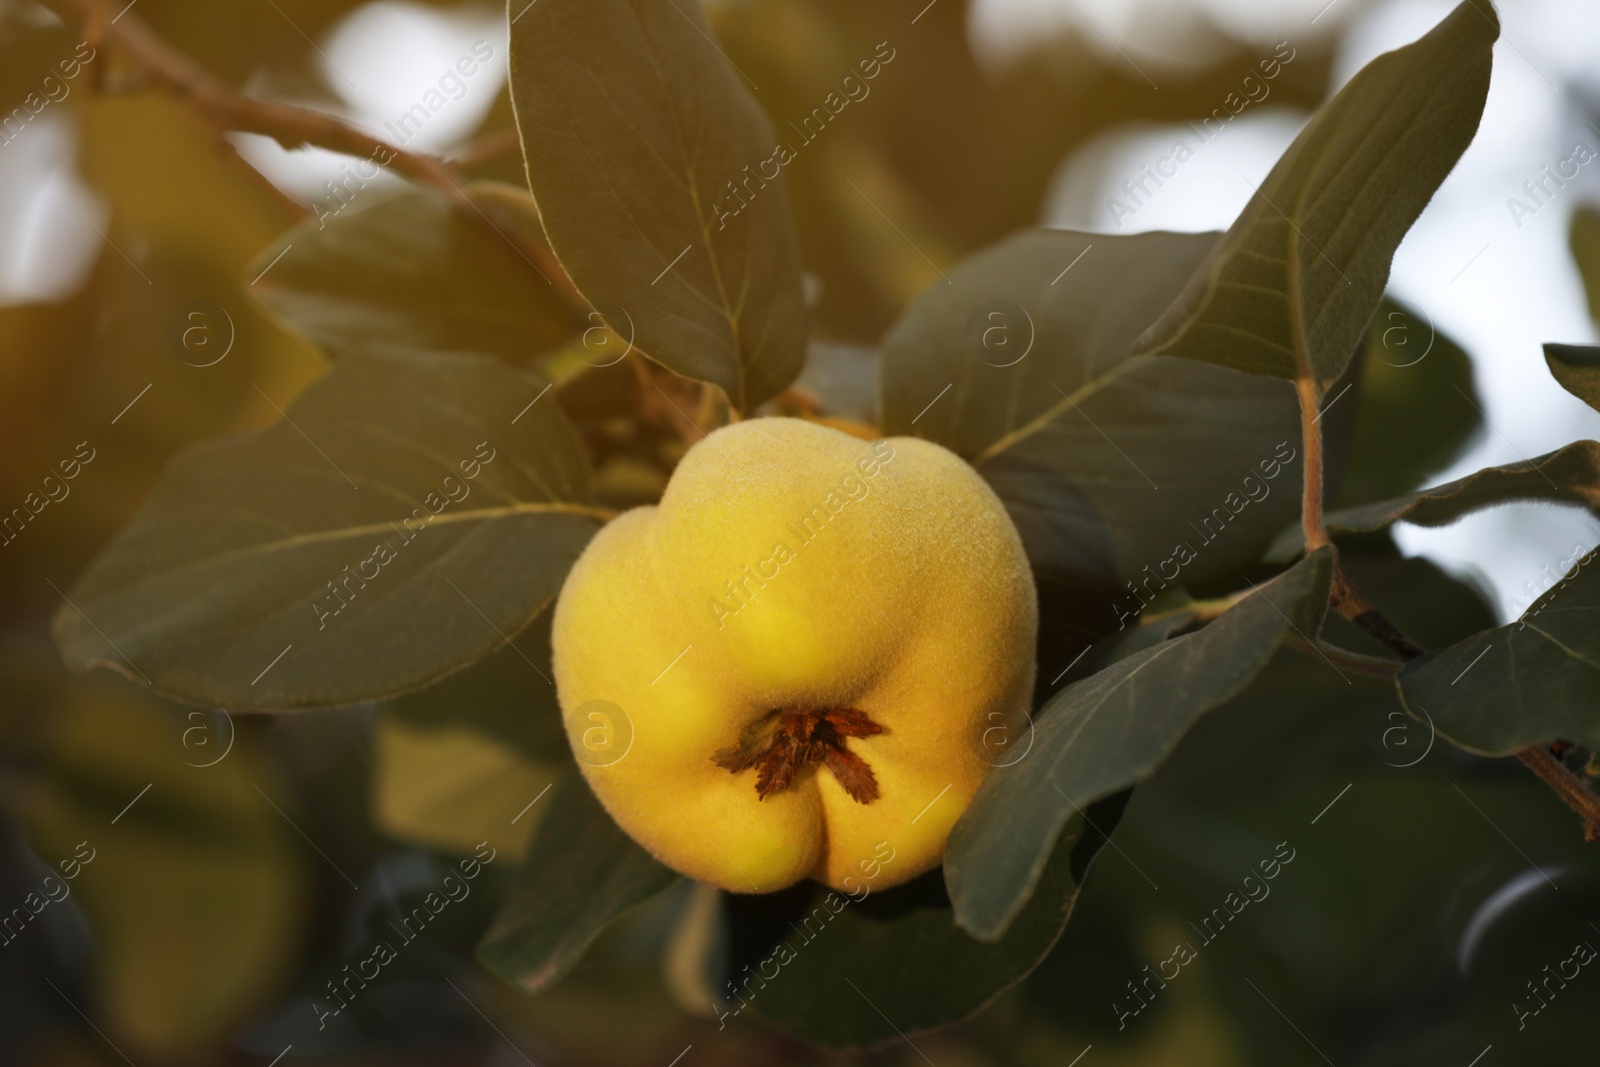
551 417 1037 893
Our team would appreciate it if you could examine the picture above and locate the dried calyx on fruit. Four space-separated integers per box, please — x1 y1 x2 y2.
713 706 884 803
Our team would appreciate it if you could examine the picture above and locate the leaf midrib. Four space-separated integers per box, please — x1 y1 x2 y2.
95 501 611 585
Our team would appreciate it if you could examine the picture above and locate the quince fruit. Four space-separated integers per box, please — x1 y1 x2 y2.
551 417 1037 893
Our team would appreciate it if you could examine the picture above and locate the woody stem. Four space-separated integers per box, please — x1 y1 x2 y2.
1295 376 1330 553
47 0 584 311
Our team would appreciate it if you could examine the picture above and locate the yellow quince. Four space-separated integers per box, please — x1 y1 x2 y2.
551 417 1037 893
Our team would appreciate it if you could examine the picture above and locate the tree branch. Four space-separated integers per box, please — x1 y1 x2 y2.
451 128 523 168
1518 745 1600 841
51 0 585 310
1329 569 1425 660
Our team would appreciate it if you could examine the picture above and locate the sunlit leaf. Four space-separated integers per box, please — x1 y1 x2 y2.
1133 1 1497 387
1570 205 1600 328
1545 342 1600 412
509 0 808 411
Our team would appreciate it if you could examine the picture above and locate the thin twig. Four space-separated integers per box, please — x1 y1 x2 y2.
85 0 108 92
1329 569 1425 660
50 0 583 309
1518 745 1600 841
1285 635 1401 679
451 128 523 168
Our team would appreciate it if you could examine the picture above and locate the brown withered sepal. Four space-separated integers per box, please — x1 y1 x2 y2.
713 707 884 803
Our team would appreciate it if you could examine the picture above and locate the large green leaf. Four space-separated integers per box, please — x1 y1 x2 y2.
1545 342 1600 411
54 349 605 710
729 806 1113 1049
1334 299 1481 506
1400 556 1600 753
1268 440 1600 562
509 0 807 412
880 228 1302 592
477 776 680 993
247 184 576 365
946 548 1334 941
1132 1 1497 387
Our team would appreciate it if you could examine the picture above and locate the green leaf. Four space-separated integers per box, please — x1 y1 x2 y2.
945 547 1335 941
1570 205 1600 328
477 776 680 994
247 183 577 364
1334 298 1481 506
730 808 1113 1049
373 718 563 862
509 0 808 412
1400 551 1600 754
375 615 570 861
880 228 1302 592
53 348 605 710
1132 1 1497 387
1545 342 1600 411
1395 547 1600 755
1268 441 1600 562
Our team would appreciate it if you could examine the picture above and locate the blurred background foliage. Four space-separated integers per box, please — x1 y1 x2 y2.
1 0 1597 1063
